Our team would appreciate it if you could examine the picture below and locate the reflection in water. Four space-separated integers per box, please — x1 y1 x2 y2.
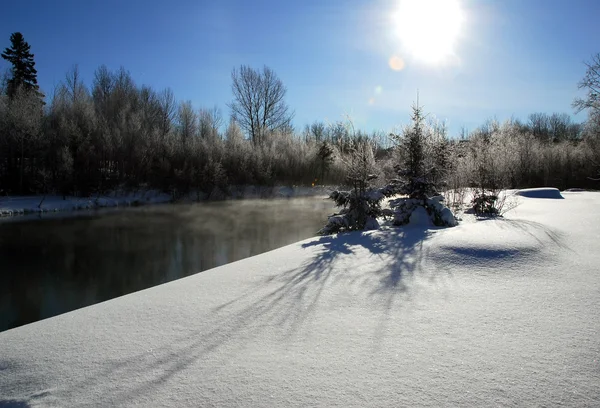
0 197 333 332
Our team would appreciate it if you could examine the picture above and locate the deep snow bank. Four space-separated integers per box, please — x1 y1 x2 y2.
516 187 564 199
1 193 599 407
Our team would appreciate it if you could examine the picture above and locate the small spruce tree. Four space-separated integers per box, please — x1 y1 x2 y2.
392 102 438 200
385 101 457 227
319 141 384 234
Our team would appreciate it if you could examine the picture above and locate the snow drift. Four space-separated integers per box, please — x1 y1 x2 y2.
516 187 564 199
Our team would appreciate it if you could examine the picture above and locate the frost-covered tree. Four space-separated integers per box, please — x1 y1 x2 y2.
384 102 456 227
390 103 438 199
1 86 44 193
573 54 600 181
467 127 510 215
177 101 197 146
306 120 325 142
573 53 600 115
199 106 222 140
319 141 384 234
229 65 293 145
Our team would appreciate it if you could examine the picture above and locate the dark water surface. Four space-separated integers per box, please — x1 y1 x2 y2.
0 197 333 332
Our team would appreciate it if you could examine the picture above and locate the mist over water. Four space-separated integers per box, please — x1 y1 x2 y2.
0 197 334 332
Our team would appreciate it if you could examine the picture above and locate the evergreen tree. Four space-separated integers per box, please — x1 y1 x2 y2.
1 32 43 99
392 102 438 200
383 101 457 227
316 140 334 184
319 141 384 235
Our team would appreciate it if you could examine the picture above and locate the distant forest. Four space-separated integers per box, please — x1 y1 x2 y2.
1 32 599 198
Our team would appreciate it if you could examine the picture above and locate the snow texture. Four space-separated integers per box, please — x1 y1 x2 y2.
388 196 457 227
407 205 432 226
1 192 599 407
516 187 564 199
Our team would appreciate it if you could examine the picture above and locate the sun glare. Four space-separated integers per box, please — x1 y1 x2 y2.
393 0 465 64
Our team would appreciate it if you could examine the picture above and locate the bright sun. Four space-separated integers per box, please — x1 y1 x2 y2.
393 0 465 64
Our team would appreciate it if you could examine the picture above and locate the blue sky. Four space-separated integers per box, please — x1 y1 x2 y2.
1 0 599 136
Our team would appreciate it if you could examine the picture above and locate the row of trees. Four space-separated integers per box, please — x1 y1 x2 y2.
0 70 354 197
0 32 599 201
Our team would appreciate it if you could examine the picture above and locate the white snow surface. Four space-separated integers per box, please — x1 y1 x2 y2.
516 187 564 199
407 205 432 226
0 190 172 217
1 192 599 407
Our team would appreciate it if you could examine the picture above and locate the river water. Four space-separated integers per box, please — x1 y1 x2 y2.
0 197 334 332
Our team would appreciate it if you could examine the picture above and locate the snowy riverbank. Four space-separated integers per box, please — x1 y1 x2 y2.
0 190 172 217
0 186 333 218
1 191 599 406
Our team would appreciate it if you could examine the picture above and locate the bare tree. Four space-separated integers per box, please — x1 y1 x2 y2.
573 53 600 115
158 88 176 138
199 106 223 140
92 65 113 109
177 100 197 146
528 113 550 141
63 65 87 104
548 113 577 141
309 120 325 142
228 65 293 144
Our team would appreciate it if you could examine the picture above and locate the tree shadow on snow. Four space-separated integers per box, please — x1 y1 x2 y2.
278 227 438 348
61 226 442 404
11 219 574 404
478 217 571 251
0 402 31 408
203 226 439 351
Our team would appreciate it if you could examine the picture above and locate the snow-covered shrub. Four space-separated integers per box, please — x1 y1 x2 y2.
464 127 510 216
319 188 384 234
319 141 384 235
471 191 500 215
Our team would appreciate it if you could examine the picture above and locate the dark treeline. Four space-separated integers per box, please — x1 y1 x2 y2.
0 65 390 197
1 66 598 198
0 60 397 198
0 32 599 198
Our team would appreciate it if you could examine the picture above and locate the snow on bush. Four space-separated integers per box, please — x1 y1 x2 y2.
471 191 501 215
388 195 457 227
319 141 385 235
384 102 457 228
319 102 458 234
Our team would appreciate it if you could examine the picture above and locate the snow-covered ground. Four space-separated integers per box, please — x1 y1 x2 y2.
0 190 172 217
0 186 332 219
1 191 599 407
516 187 564 199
